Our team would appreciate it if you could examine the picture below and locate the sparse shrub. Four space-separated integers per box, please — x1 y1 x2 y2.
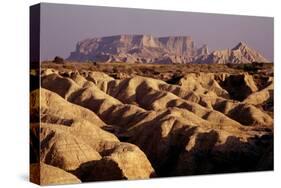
85 60 97 66
53 56 64 64
90 66 96 71
112 67 118 73
153 70 160 75
126 68 135 75
226 63 234 69
62 64 75 70
243 63 258 72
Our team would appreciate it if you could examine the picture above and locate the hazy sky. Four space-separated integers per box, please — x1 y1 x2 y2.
40 3 274 61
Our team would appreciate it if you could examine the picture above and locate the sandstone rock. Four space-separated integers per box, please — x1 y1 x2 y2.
37 69 273 180
173 133 273 175
31 123 102 171
31 87 120 154
30 163 81 185
243 82 273 105
41 73 80 99
178 73 229 98
41 71 272 127
227 103 273 126
30 88 105 127
75 142 156 181
41 68 58 76
219 73 258 101
86 71 114 92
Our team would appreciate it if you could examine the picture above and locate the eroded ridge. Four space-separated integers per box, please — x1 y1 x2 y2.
30 67 273 184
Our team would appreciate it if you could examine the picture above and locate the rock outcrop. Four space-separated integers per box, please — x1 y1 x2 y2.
35 69 273 181
30 82 157 183
30 163 81 185
67 35 269 64
243 81 273 105
196 42 270 64
30 88 105 127
68 34 197 64
75 143 155 181
31 123 102 171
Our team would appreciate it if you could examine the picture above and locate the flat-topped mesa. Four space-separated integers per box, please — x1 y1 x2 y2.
76 34 161 53
68 35 269 64
68 34 198 63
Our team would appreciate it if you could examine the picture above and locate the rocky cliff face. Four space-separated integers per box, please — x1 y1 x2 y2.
68 35 270 64
158 36 195 56
196 42 270 64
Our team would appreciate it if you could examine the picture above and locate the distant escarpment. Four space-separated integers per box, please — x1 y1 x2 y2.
67 35 269 64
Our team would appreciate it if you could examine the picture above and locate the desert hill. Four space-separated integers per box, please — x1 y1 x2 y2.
30 64 273 184
195 42 270 64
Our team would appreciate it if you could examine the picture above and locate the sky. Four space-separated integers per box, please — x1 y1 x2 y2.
40 3 274 61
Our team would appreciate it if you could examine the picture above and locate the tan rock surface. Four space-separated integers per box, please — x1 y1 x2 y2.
30 88 105 127
31 123 102 171
243 82 273 105
33 68 273 181
30 163 81 185
75 142 156 181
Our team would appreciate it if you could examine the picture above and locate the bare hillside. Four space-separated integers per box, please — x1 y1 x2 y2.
30 63 273 184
